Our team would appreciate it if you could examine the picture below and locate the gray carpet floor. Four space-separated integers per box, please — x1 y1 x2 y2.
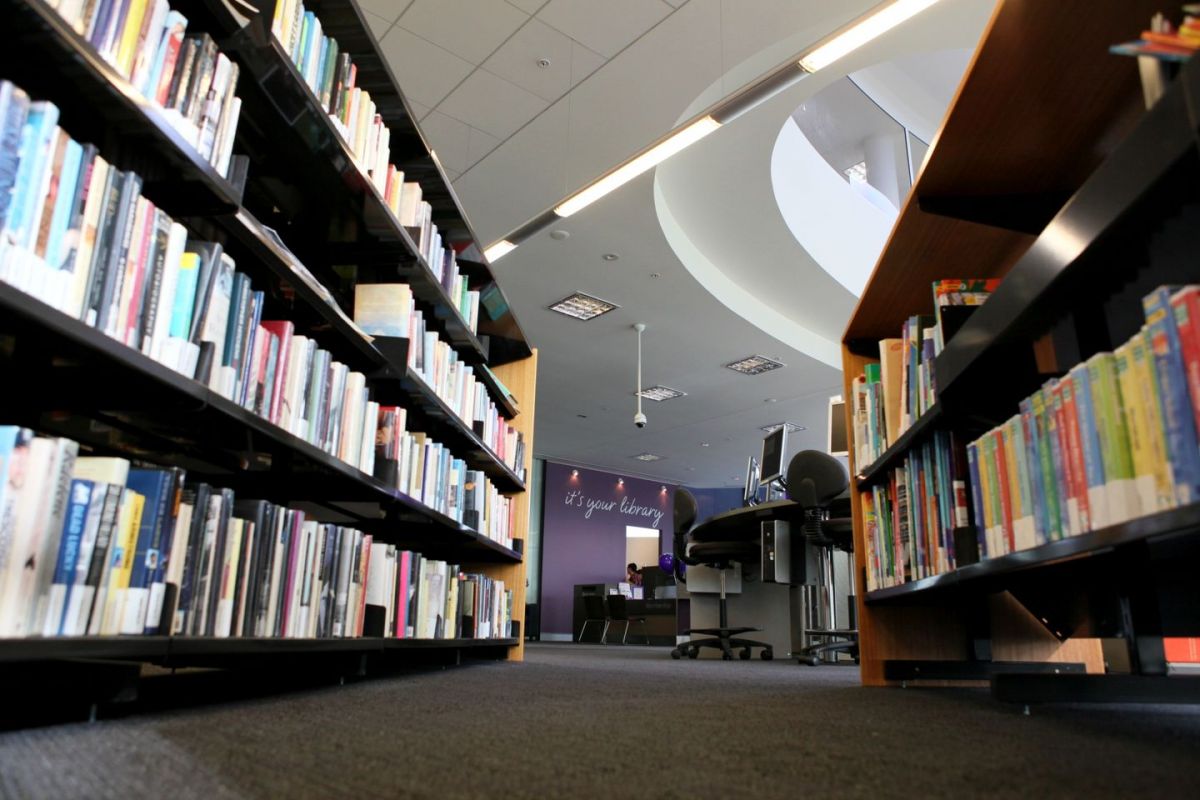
1 643 1199 799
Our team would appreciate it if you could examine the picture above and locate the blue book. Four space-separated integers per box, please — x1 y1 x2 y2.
0 82 31 232
44 138 83 269
1070 363 1109 528
121 469 174 634
966 440 986 557
143 467 184 634
297 12 315 73
1018 398 1047 545
313 35 329 94
1143 286 1200 505
44 479 94 636
4 102 59 248
168 249 201 339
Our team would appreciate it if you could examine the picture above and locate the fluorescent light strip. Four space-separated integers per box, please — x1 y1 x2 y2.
554 116 722 218
799 0 941 73
483 239 517 262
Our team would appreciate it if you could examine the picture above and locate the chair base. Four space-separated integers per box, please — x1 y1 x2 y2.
798 629 859 666
671 630 774 661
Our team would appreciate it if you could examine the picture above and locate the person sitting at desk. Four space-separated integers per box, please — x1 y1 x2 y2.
626 563 643 586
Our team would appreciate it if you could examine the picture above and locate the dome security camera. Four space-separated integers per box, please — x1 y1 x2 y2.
634 412 647 429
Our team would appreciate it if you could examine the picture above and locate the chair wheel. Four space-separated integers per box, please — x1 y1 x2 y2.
761 649 773 661
687 649 699 659
802 655 820 666
739 648 751 660
670 648 681 659
722 652 732 660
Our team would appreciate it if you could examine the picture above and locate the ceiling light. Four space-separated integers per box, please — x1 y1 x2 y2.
554 116 722 217
799 0 942 73
636 386 686 402
549 230 570 240
484 239 517 261
633 453 664 461
761 422 807 434
725 355 785 375
549 292 619 320
602 253 620 261
700 442 710 447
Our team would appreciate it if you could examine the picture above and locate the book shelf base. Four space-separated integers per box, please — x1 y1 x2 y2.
992 673 1200 706
883 659 1086 683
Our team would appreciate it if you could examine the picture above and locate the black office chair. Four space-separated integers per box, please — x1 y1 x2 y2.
787 451 858 666
670 488 774 661
578 594 608 643
605 594 648 644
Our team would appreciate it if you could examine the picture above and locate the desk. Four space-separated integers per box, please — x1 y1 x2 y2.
571 584 688 645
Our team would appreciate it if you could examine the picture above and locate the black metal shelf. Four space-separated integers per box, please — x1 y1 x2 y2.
854 402 943 489
934 57 1200 405
865 502 1200 604
1 0 243 217
0 636 171 663
0 284 520 563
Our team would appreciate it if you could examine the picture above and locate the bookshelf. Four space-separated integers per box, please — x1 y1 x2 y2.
0 0 536 689
841 0 1200 703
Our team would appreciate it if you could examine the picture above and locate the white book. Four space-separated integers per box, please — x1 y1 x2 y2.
147 222 188 361
92 489 140 636
212 518 244 638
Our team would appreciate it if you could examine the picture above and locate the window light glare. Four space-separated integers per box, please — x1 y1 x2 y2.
553 116 722 217
483 239 518 261
798 0 941 73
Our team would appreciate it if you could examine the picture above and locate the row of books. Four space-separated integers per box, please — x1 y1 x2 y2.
856 279 1001 466
353 283 526 477
0 429 512 640
269 0 478 330
48 1 242 177
861 430 970 589
374 407 515 548
967 285 1200 560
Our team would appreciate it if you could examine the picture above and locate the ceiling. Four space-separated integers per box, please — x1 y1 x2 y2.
364 0 995 487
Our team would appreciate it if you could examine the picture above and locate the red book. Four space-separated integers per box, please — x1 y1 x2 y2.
1170 287 1200 434
1060 377 1092 531
124 204 157 347
1165 637 1200 664
261 320 294 424
155 20 187 106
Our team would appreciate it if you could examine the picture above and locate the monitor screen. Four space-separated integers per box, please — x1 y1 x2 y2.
760 426 787 485
828 395 848 456
743 455 760 507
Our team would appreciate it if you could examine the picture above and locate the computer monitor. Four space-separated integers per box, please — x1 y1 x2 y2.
743 455 760 506
827 395 848 457
760 425 787 486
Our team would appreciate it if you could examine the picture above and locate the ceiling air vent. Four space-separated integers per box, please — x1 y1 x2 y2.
725 355 785 375
635 385 686 402
548 291 619 320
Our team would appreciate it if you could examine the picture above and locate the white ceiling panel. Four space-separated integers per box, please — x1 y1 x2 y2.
536 0 674 58
420 110 472 173
466 126 500 166
452 99 570 243
481 18 605 102
507 0 548 14
363 10 394 39
398 0 529 65
379 25 475 108
436 68 549 141
359 0 412 24
662 0 689 7
406 98 431 121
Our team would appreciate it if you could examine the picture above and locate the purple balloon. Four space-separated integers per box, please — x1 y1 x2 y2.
659 553 674 573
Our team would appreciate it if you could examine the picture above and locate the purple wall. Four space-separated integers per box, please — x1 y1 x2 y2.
541 462 675 635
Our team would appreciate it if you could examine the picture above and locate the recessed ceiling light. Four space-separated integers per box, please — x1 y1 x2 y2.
576 413 587 418
537 57 551 68
761 422 807 434
636 385 686 402
549 230 570 240
649 272 661 279
764 398 777 403
725 355 785 375
549 291 619 321
633 453 664 461
700 442 710 447
602 253 620 261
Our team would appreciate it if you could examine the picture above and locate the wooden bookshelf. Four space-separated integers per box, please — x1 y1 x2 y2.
842 0 1200 702
0 0 534 684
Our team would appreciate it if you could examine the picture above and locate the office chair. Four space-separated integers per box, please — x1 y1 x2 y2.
787 451 858 666
578 594 608 643
670 488 774 661
604 594 648 644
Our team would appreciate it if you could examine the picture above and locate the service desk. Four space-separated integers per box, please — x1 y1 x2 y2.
571 584 689 645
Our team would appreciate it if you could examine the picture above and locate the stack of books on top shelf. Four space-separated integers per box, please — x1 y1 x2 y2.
43 3 243 177
269 0 473 307
374 407 515 549
967 285 1200 560
0 431 513 640
853 279 1000 466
